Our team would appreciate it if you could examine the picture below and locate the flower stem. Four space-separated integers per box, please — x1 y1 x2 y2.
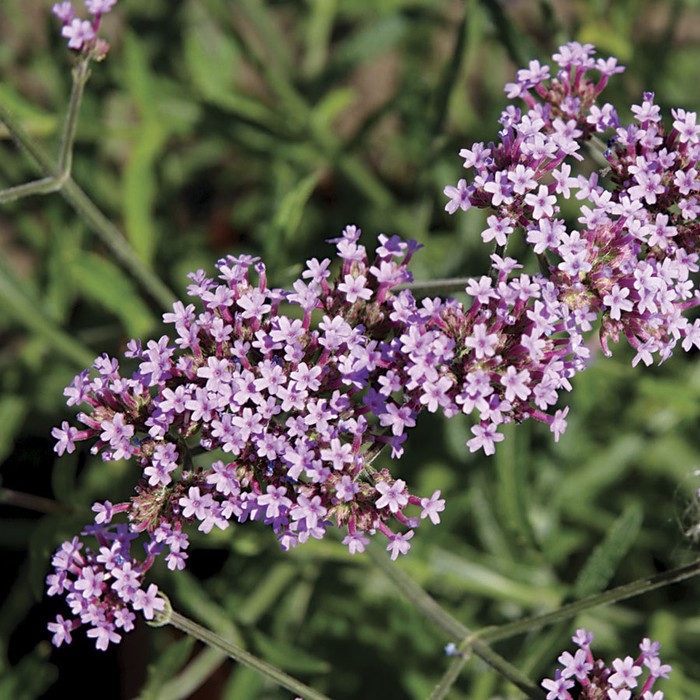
428 654 471 700
0 488 73 516
476 557 700 646
151 600 333 700
367 544 543 699
398 277 477 296
0 65 176 312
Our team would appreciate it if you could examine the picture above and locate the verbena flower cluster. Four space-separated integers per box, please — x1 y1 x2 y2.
444 41 700 369
52 0 117 56
47 40 699 651
542 629 671 700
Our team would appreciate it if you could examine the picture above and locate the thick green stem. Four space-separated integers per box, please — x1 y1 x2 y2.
151 601 333 700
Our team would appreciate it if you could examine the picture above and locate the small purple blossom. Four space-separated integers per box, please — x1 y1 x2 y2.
543 630 670 699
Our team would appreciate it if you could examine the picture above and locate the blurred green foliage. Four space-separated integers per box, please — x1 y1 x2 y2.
1 0 700 698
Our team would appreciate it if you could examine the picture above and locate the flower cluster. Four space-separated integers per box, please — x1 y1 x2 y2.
47 228 453 648
52 0 117 56
444 41 700 368
542 629 671 700
47 41 700 651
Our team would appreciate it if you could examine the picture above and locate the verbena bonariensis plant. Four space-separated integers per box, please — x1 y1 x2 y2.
33 11 693 696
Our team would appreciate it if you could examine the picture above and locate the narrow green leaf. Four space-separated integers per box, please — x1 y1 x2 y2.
138 636 196 700
222 665 264 700
122 121 164 264
183 1 240 101
273 170 321 245
72 251 156 338
0 395 28 464
237 563 298 626
573 502 644 599
0 256 93 367
0 644 57 700
0 83 58 139
249 628 331 675
495 422 537 550
121 32 167 263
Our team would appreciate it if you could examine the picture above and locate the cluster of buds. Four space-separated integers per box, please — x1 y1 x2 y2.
52 0 117 58
542 629 671 700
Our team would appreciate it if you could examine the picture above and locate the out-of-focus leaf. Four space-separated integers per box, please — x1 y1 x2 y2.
44 221 83 324
0 256 93 367
236 562 298 627
249 628 331 675
0 644 56 700
271 170 321 246
333 15 408 71
166 569 244 645
495 421 537 550
310 87 356 131
138 636 196 700
0 84 58 139
0 395 28 464
573 503 643 599
578 21 633 61
121 32 168 263
183 2 239 101
71 251 156 338
430 547 561 608
222 665 264 700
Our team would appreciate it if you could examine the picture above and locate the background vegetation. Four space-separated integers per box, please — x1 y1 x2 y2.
1 0 700 698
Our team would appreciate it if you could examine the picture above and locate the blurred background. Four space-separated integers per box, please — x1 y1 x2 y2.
1 0 700 698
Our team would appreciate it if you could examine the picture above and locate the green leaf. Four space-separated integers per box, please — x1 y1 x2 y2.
183 1 240 101
0 255 93 367
222 666 264 700
249 628 331 675
0 83 58 139
236 563 298 627
271 170 321 246
0 644 57 700
573 502 644 599
121 32 168 263
0 395 28 464
71 251 156 338
139 636 196 700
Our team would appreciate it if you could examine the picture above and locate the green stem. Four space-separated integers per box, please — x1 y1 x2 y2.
0 488 73 516
477 558 700 646
398 276 476 296
151 602 333 700
428 654 470 700
0 75 176 312
58 58 91 175
147 647 227 700
367 544 543 699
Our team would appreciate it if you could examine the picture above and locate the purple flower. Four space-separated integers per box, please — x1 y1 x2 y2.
386 530 414 560
375 479 409 513
419 490 445 524
61 18 95 49
52 2 75 22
